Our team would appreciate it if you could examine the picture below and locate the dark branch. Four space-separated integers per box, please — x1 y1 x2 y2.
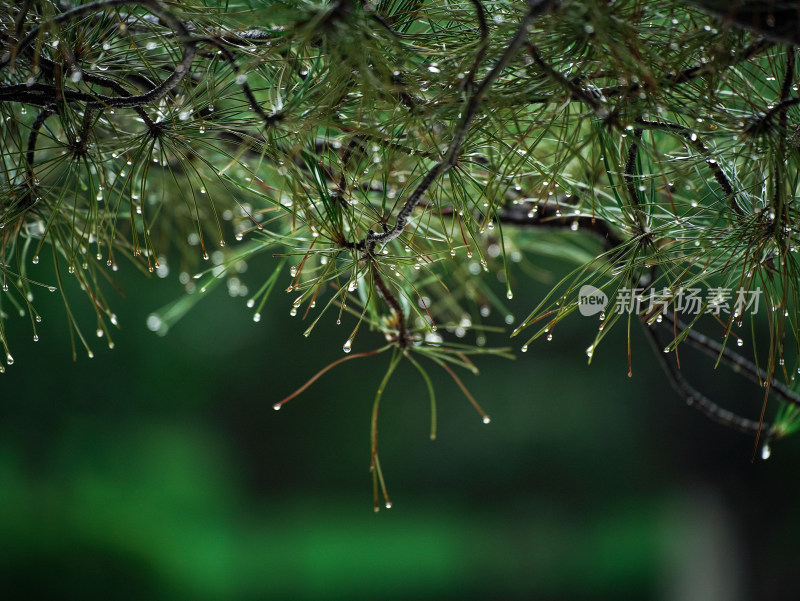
643 319 776 437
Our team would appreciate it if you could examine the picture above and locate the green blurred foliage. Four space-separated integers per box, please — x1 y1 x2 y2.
1 257 799 600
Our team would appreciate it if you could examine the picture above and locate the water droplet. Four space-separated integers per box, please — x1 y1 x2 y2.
506 290 513 300
482 416 491 424
761 443 771 460
272 403 281 411
343 339 352 353
289 307 297 316
521 345 528 353
146 315 162 331
253 312 261 322
546 333 553 341
33 335 39 342
385 501 392 509
246 299 255 308
737 338 744 347
96 329 103 338
47 286 56 292
6 354 13 365
32 256 39 264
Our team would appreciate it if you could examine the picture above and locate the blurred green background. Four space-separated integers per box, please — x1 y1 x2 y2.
1 253 798 601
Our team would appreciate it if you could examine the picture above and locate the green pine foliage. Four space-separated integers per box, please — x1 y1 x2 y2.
3 0 800 507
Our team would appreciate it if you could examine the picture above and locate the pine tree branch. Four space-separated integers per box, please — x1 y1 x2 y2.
464 0 489 91
355 0 558 253
526 42 609 119
1 0 197 110
624 127 648 233
660 312 800 410
599 38 770 99
635 118 745 216
643 319 776 437
493 199 625 249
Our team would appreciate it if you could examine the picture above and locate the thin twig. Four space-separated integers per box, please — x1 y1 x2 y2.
643 320 775 437
636 118 744 216
355 0 557 252
464 0 489 91
660 312 800 410
526 42 609 119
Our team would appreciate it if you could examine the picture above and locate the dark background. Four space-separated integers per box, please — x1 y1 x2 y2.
0 254 797 600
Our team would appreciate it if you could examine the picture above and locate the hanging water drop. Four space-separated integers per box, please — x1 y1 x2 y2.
253 312 261 322
482 416 491 424
343 339 352 353
761 443 771 460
